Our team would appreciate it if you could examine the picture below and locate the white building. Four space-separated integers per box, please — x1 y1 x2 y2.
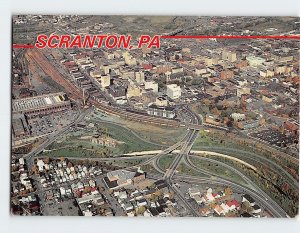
188 187 201 197
231 113 246 122
135 71 145 84
166 84 181 99
246 56 266 68
101 75 111 88
144 81 158 93
36 159 45 172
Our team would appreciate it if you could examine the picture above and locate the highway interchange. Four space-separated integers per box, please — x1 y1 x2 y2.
22 99 294 217
137 105 290 217
20 48 298 218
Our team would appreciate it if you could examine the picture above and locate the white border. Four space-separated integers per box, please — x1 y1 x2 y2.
1 1 299 233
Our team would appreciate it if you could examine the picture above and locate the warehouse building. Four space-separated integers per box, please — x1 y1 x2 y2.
12 92 71 118
12 113 30 138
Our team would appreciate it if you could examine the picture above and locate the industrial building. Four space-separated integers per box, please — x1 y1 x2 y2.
237 120 260 130
104 169 146 190
12 113 30 138
12 92 71 118
147 104 175 119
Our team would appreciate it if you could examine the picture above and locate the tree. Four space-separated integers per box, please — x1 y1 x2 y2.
199 130 207 138
155 190 163 198
150 194 159 202
224 187 232 196
31 165 38 175
241 201 252 213
43 157 50 164
135 206 146 215
84 186 91 194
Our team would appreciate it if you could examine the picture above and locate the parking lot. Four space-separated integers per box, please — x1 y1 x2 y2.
43 198 80 216
28 110 78 136
250 128 298 148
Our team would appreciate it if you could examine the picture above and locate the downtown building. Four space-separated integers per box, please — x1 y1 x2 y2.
166 84 181 99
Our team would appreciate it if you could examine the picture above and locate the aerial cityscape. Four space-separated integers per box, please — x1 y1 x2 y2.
11 15 299 217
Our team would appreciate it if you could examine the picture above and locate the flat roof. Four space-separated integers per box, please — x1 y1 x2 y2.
12 92 69 113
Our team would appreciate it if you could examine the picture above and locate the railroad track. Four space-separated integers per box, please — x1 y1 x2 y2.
26 48 181 127
27 49 83 100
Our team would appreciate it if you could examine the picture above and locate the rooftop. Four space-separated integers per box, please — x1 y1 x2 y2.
12 92 69 113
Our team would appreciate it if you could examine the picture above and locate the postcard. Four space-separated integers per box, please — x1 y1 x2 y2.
11 15 299 217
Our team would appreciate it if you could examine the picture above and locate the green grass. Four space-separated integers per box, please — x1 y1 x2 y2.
109 157 147 168
192 136 249 151
45 135 113 158
190 156 247 185
140 164 162 175
42 147 107 158
192 136 218 147
193 147 298 190
46 120 164 158
176 163 209 177
97 122 163 154
91 111 187 146
158 154 176 171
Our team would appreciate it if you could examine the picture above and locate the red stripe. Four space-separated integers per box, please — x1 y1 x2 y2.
12 35 300 50
161 35 300 39
13 44 35 49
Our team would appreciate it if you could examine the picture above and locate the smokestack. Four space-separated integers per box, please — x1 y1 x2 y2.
83 88 85 106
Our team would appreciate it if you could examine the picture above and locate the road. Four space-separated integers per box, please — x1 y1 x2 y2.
148 146 288 217
158 105 201 216
139 104 289 217
192 146 299 189
131 129 192 168
163 129 199 180
91 118 166 148
173 175 288 218
162 105 200 180
183 154 287 217
22 46 295 217
184 155 252 185
24 107 94 168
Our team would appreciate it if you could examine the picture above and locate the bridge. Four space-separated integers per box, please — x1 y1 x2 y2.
186 123 229 131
